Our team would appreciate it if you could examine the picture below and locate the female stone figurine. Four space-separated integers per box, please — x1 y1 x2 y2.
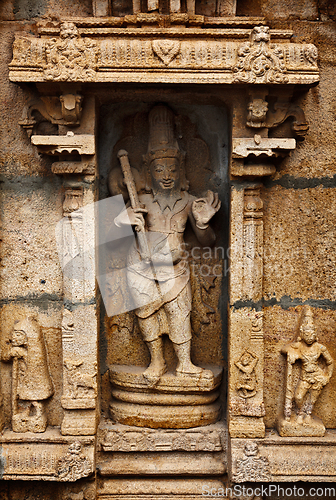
114 104 221 385
3 316 54 432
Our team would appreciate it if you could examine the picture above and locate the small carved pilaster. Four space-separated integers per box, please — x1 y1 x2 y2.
228 186 265 438
59 180 98 436
243 186 263 302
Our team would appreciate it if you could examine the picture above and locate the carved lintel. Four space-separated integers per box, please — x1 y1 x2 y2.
9 23 319 85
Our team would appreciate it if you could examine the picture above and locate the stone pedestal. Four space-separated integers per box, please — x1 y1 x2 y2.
277 414 326 437
109 365 222 428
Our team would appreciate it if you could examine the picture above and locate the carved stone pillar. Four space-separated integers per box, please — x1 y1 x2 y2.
16 89 99 436
60 180 99 436
229 185 265 438
54 107 99 436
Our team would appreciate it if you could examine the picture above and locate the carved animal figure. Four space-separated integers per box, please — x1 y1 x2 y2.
64 360 97 399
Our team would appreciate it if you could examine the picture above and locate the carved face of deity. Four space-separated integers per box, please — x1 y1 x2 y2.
69 442 82 455
12 329 27 347
244 442 258 456
150 157 180 192
300 321 317 345
241 353 252 366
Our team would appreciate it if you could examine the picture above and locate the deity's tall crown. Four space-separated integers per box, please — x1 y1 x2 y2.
143 104 188 190
147 104 180 160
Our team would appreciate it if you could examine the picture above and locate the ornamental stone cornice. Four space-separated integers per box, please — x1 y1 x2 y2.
9 21 319 85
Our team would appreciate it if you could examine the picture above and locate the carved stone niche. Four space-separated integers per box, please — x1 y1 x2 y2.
100 102 228 431
8 15 335 492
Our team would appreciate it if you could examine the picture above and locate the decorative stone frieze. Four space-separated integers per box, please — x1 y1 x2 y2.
0 429 94 481
9 23 319 85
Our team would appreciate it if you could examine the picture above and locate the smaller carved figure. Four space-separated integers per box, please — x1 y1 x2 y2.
2 316 54 433
235 350 258 398
57 442 92 482
246 98 268 128
234 442 271 483
64 360 97 399
280 306 333 434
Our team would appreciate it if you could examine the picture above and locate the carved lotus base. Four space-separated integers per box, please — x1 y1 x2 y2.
109 365 222 429
277 414 326 437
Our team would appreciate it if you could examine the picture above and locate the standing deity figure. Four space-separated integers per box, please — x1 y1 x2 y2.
235 350 258 398
2 316 54 432
278 306 333 436
114 105 221 385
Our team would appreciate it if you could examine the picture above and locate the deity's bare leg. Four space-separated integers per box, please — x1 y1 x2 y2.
173 339 203 376
32 401 43 417
294 379 310 423
164 290 213 378
138 313 167 381
302 387 323 422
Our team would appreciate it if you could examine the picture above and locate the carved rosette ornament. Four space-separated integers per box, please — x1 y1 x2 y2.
233 26 288 84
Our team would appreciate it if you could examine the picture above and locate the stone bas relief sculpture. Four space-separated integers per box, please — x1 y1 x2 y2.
278 306 334 437
2 316 54 432
235 350 258 398
108 105 223 428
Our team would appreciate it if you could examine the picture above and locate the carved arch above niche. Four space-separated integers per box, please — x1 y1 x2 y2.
9 20 318 178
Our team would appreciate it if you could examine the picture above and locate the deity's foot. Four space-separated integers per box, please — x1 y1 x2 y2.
296 414 304 425
176 363 214 380
143 362 167 387
304 414 313 424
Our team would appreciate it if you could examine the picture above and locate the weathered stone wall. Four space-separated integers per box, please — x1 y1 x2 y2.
0 0 336 497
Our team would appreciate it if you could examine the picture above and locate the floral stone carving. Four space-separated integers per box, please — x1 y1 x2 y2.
233 442 271 483
57 442 93 482
233 26 288 84
44 22 97 82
